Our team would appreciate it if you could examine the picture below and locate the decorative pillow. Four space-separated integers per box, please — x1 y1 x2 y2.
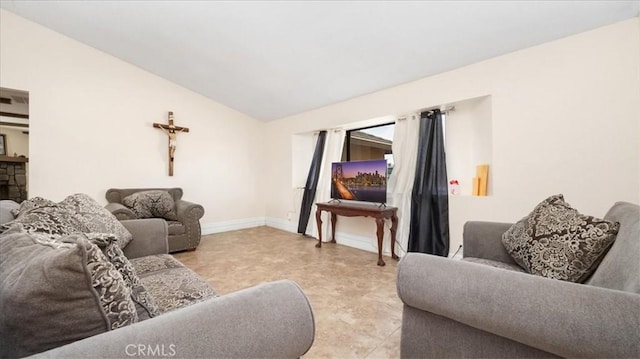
0 202 89 239
109 205 138 221
60 193 133 248
86 233 160 320
502 194 620 282
9 196 56 217
0 230 137 358
122 190 178 221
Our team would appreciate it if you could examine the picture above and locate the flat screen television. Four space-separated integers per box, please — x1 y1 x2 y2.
331 159 387 203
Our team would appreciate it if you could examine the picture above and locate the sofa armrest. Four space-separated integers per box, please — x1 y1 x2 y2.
175 199 205 249
175 199 204 223
121 219 168 259
463 221 516 264
105 202 137 221
29 280 315 359
397 253 640 358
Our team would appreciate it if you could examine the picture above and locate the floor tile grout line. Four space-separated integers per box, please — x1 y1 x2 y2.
363 325 401 359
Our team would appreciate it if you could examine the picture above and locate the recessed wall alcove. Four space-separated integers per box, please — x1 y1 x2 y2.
444 95 493 197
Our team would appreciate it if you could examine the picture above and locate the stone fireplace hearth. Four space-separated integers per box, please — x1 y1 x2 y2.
0 155 28 203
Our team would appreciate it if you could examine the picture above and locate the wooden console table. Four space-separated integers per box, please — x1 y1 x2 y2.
315 201 399 266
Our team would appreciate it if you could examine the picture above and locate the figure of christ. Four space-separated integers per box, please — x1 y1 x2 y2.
159 124 187 159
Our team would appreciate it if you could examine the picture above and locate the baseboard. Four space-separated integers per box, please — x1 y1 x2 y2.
201 217 266 235
264 217 385 255
265 217 298 233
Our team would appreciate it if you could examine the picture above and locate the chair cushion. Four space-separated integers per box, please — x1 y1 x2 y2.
122 190 179 221
0 228 137 358
130 254 217 314
502 194 619 282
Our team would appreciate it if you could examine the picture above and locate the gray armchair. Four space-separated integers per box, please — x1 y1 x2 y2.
397 202 639 358
105 188 204 252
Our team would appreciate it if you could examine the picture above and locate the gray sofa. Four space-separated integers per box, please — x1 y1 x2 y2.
0 200 315 358
105 188 204 252
397 201 639 358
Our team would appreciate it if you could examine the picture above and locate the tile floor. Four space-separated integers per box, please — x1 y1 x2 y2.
173 226 402 358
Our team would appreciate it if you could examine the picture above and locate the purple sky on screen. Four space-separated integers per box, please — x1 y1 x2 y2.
333 160 387 178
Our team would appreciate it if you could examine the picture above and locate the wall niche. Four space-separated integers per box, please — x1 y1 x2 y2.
444 95 492 196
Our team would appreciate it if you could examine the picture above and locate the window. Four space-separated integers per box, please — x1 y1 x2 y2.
342 122 395 175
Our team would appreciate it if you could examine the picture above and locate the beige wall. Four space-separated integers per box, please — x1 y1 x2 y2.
0 10 266 232
265 17 640 254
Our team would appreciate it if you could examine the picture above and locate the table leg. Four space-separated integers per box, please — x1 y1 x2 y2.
330 213 337 243
376 217 385 266
315 209 323 248
391 214 399 261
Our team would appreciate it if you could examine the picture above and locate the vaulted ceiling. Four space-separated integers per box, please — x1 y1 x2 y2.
1 1 638 121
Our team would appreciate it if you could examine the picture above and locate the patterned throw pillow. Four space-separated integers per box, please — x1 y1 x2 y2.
502 194 620 282
122 190 178 221
60 193 133 248
0 202 89 239
86 233 160 319
0 230 137 358
10 197 57 217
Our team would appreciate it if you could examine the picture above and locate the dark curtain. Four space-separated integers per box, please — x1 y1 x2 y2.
408 110 449 256
297 131 327 234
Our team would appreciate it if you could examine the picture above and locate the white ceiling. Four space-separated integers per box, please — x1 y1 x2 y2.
1 1 638 121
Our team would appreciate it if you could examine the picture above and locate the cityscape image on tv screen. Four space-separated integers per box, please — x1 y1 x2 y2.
331 159 387 203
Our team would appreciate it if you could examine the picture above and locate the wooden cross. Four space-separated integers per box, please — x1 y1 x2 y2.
153 111 189 176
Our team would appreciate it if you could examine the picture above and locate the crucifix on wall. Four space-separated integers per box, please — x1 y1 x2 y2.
153 111 189 176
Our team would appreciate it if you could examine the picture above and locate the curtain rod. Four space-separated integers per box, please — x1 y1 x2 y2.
313 128 343 135
422 105 455 114
398 106 456 121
